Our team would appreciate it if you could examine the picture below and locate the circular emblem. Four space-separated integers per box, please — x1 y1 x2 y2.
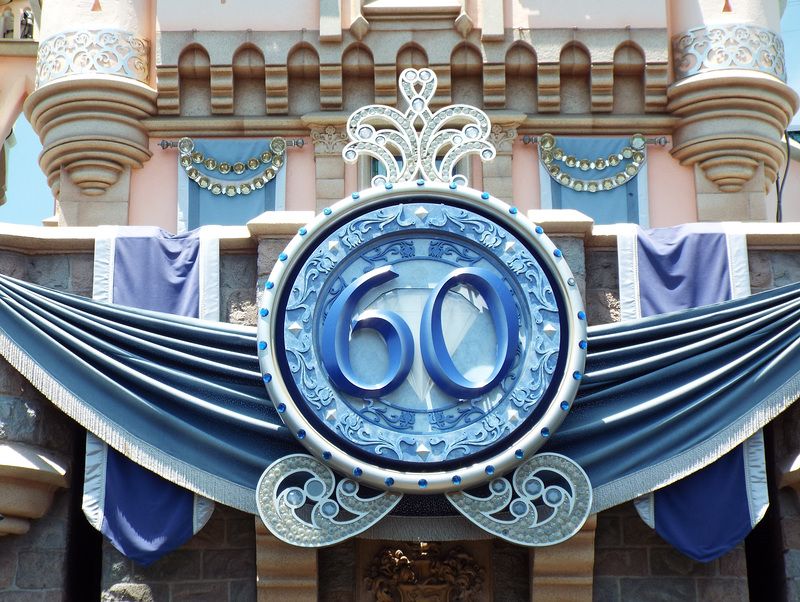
258 183 587 494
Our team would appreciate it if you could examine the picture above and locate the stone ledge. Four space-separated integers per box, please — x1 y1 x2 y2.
0 441 70 536
247 211 316 237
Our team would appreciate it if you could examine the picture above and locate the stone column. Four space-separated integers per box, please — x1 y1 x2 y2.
531 515 597 601
22 0 158 226
304 118 349 214
483 116 525 204
256 521 318 601
667 0 798 220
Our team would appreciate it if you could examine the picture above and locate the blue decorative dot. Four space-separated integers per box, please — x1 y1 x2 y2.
385 182 393 189
353 467 362 477
322 451 331 460
297 429 306 439
553 249 563 258
452 475 462 485
263 373 272 383
449 182 457 189
515 449 524 459
579 340 587 349
577 311 586 320
509 206 518 214
541 427 550 437
481 192 489 199
298 228 307 235
418 479 428 489
258 341 267 350
265 281 274 289
279 253 287 261
351 192 360 199
573 371 582 380
485 465 495 475
535 226 544 234
561 401 570 411
277 402 286 413
259 308 269 317
323 207 332 215
417 179 425 186
385 477 395 487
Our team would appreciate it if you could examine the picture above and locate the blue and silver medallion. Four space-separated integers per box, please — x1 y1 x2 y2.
258 183 587 494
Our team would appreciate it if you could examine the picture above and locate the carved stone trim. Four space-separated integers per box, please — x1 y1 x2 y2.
309 124 349 155
672 24 786 82
36 29 150 89
364 541 485 602
488 123 518 154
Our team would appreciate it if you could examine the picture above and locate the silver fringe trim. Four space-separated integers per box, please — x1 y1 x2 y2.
592 370 800 513
0 328 258 514
359 516 492 541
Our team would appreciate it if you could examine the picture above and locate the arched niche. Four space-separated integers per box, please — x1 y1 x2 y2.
287 43 320 115
506 42 537 113
451 42 483 108
343 43 375 111
233 44 266 116
559 42 590 114
612 42 645 114
179 44 212 117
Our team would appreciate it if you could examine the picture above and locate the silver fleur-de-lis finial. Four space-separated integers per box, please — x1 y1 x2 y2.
342 68 496 187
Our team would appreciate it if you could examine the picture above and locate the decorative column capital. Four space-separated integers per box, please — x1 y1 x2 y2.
307 123 349 156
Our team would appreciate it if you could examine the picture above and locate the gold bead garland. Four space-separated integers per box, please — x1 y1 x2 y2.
538 133 647 193
178 137 287 196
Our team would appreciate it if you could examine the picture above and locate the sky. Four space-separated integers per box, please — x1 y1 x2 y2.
1 5 799 226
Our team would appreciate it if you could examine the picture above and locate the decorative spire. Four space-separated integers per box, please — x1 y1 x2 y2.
342 68 496 187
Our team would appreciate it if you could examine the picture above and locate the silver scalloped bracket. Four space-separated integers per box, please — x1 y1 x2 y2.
445 453 592 546
342 68 496 187
256 454 403 547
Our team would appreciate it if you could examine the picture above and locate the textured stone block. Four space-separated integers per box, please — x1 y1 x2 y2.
101 583 157 602
593 549 649 577
0 358 26 397
747 251 773 290
258 239 291 276
619 577 696 601
171 582 228 602
771 253 800 288
595 513 622 548
69 254 94 297
591 576 620 602
586 251 619 289
27 256 71 290
0 252 29 280
696 578 748 601
318 541 355 592
230 578 257 602
621 514 667 547
138 549 201 581
0 545 16 588
718 546 746 577
492 539 529 601
203 548 255 580
16 550 67 589
226 513 256 548
650 547 715 577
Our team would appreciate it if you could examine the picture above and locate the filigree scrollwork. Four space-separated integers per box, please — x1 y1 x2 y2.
36 29 150 88
256 454 402 547
672 24 786 82
342 68 496 186
364 542 485 602
446 453 592 546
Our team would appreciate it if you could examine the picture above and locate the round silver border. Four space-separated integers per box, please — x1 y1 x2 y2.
257 182 587 494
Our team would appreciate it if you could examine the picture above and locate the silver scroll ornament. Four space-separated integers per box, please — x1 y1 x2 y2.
256 454 402 547
446 452 592 546
342 68 496 186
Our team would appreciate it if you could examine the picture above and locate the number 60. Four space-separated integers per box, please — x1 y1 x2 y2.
320 265 519 399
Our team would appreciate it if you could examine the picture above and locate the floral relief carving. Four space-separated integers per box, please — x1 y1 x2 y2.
488 124 518 154
310 124 349 155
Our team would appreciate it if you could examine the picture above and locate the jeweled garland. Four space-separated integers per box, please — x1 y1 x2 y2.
178 137 287 196
538 133 646 193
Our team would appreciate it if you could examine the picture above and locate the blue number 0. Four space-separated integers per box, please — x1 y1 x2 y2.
320 265 519 399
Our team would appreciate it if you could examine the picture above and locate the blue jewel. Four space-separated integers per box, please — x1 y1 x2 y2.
277 403 286 413
417 179 425 186
385 477 395 487
579 340 587 349
263 373 272 383
515 449 524 459
351 192 360 199
541 427 550 437
485 465 495 475
509 206 518 214
265 281 274 289
449 182 457 189
573 371 582 380
322 451 331 460
452 475 462 485
385 182 393 189
259 308 268 317
577 311 586 320
297 429 306 439
553 249 563 258
481 192 489 199
418 479 428 488
353 467 363 477
323 207 332 215
298 228 307 235
535 226 544 234
279 253 287 261
561 401 570 411
258 341 267 350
